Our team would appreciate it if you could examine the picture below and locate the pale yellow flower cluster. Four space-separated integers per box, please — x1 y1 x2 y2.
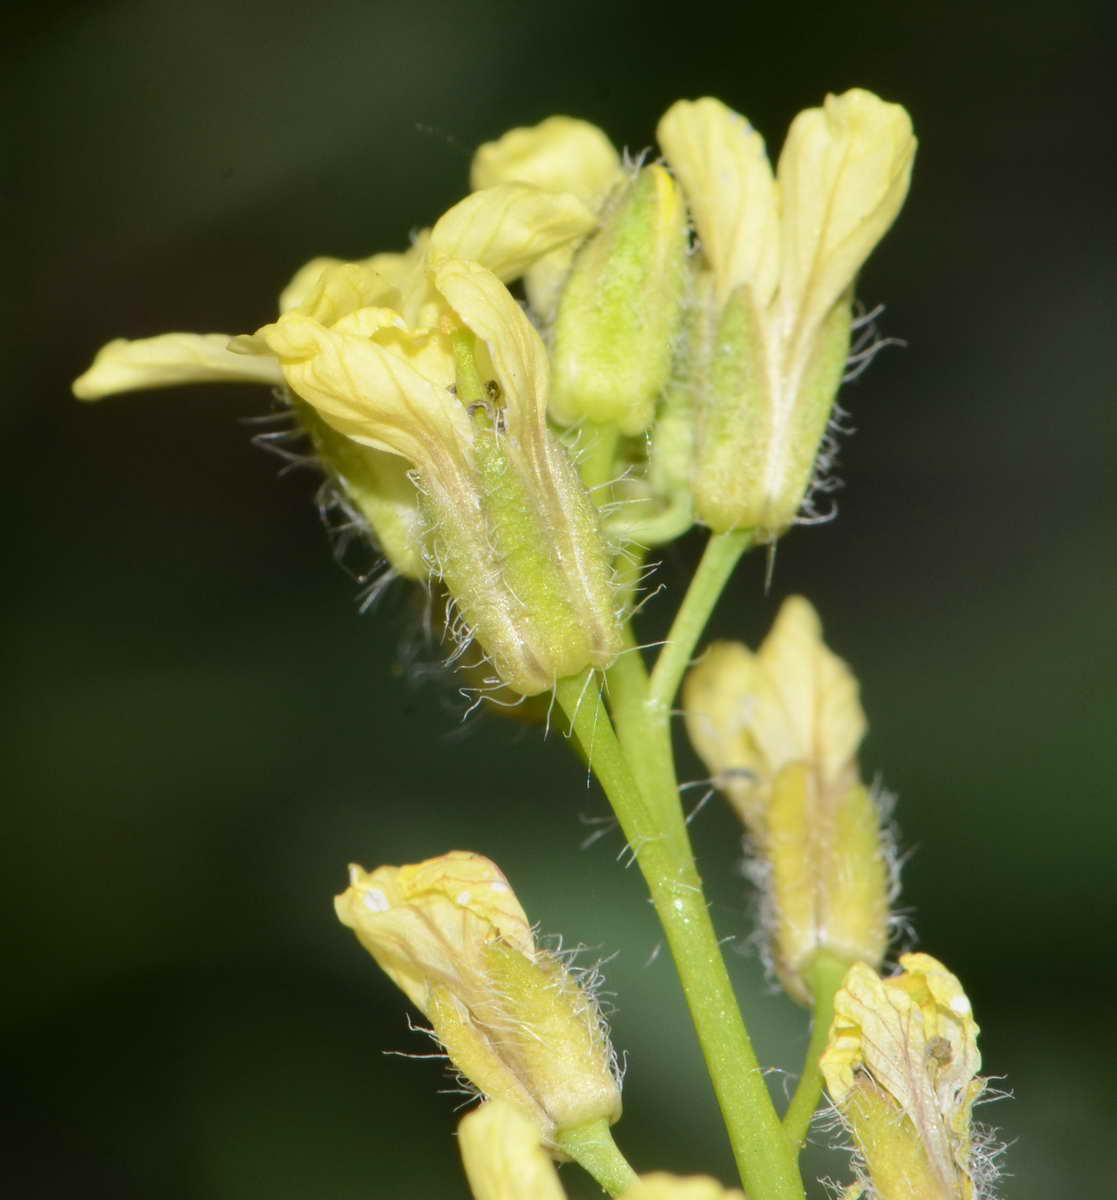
73 88 914 694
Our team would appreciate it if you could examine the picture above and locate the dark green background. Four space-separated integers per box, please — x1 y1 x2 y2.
8 2 1115 1196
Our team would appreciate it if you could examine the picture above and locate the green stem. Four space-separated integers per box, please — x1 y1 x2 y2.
781 953 849 1152
646 529 752 723
555 674 804 1200
579 422 621 496
554 1118 639 1196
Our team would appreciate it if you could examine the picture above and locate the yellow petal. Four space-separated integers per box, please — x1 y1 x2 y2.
471 115 623 207
72 333 283 400
279 239 435 324
624 1173 745 1200
278 256 345 313
334 852 535 1014
657 98 780 306
255 309 468 471
230 259 412 358
683 597 865 827
289 260 402 326
428 184 598 284
682 640 774 832
458 1101 567 1200
755 596 866 790
777 88 916 354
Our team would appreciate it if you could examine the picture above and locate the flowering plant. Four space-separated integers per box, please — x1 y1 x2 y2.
75 89 1004 1199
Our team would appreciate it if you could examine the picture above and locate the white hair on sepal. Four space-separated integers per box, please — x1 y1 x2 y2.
796 298 906 532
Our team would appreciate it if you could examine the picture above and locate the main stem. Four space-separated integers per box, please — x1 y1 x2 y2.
555 674 804 1200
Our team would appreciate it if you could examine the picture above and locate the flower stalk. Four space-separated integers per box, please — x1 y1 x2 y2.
554 667 804 1200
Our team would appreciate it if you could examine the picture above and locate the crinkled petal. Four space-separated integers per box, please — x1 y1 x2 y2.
657 98 780 306
289 260 402 325
428 184 598 284
279 238 435 324
334 853 535 1015
72 333 283 400
777 89 915 352
279 256 345 313
822 954 982 1191
458 1101 567 1200
471 116 623 207
256 310 468 471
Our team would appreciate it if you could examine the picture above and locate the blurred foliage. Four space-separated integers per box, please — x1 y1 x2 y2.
7 1 1116 1196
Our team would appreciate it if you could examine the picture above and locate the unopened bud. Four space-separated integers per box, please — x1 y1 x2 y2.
658 90 915 540
605 266 714 546
683 597 890 1002
336 852 621 1142
470 115 625 319
259 259 622 696
548 165 689 435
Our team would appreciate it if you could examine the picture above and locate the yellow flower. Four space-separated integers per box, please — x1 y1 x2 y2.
474 115 688 436
72 183 600 603
821 954 990 1200
336 852 621 1142
72 244 429 578
458 1101 567 1200
658 89 916 539
683 597 889 1002
256 222 622 695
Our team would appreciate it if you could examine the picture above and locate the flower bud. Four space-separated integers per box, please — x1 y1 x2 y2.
658 90 915 540
821 955 992 1200
548 165 689 435
604 265 715 546
336 852 621 1142
259 257 622 696
683 597 890 1002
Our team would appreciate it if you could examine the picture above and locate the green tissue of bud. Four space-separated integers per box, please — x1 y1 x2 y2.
767 764 888 1004
426 333 622 698
482 942 621 1134
606 267 717 545
693 289 852 539
549 165 688 435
